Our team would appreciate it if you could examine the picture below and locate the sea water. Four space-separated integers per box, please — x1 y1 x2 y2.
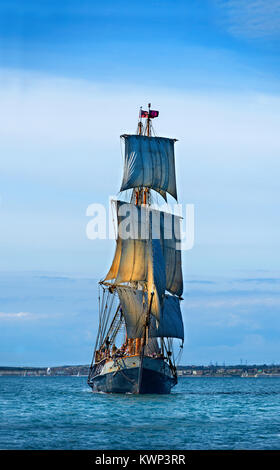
0 376 279 450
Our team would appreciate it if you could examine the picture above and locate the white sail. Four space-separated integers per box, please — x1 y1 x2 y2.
103 201 183 297
103 201 148 283
116 286 146 338
116 287 184 340
120 135 178 200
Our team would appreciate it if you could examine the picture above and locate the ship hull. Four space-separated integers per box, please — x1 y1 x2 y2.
88 355 177 394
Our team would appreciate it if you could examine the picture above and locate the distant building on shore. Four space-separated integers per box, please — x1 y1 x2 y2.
1 364 280 377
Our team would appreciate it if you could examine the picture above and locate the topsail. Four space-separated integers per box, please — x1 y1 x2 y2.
120 135 178 201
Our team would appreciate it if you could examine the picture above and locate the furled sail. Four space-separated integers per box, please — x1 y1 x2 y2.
103 200 183 298
120 135 178 200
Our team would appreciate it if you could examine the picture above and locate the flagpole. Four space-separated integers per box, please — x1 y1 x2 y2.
138 106 143 135
147 102 151 137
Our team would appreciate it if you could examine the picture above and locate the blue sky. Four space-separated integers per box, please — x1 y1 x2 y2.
0 0 280 366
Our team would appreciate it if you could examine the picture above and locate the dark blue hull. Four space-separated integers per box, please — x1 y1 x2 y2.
88 363 177 394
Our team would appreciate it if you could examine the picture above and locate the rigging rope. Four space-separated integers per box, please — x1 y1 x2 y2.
99 289 117 347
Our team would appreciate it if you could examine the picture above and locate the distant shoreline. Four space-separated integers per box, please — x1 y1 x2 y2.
1 364 280 378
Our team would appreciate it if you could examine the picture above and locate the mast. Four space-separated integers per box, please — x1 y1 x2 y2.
137 103 156 345
136 104 157 390
144 103 151 205
138 291 154 393
99 105 183 360
146 102 151 137
137 107 143 136
134 103 153 206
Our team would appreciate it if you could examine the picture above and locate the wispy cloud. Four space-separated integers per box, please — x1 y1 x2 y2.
0 311 35 319
186 296 280 309
0 311 62 320
237 277 280 284
217 0 280 39
185 279 216 285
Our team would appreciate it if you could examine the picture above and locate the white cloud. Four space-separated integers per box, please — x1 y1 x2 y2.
1 67 280 273
1 67 280 174
217 0 280 39
187 333 278 364
0 311 62 321
186 296 280 310
0 311 35 319
184 294 280 331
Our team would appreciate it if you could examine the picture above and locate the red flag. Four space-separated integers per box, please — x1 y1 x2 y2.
149 110 159 118
140 110 149 118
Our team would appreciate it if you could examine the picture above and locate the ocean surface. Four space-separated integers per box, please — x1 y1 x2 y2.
0 376 280 450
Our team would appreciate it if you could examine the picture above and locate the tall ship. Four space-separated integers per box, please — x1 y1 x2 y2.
88 104 184 394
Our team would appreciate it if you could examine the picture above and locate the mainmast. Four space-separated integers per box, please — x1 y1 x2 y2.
98 105 183 360
135 104 158 356
137 102 155 137
135 104 161 370
146 102 152 137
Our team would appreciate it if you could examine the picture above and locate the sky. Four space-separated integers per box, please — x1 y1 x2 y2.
0 0 280 366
